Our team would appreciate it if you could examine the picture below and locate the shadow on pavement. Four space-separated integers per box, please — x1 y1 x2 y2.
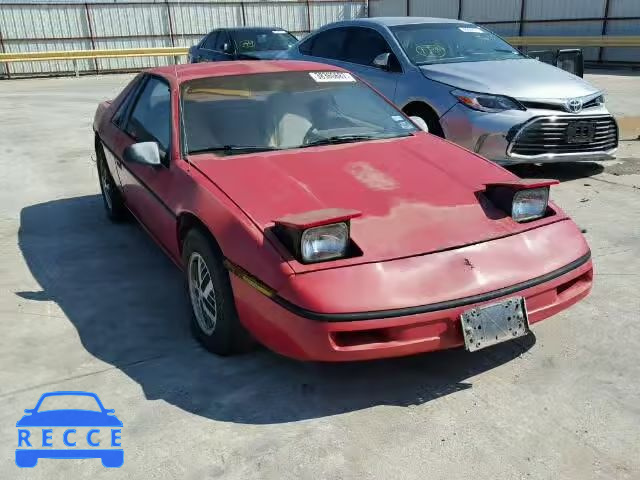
17 195 535 425
508 161 604 182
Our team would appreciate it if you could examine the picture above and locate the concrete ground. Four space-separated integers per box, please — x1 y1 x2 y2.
0 70 638 480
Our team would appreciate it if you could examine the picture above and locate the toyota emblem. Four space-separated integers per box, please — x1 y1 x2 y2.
567 98 583 113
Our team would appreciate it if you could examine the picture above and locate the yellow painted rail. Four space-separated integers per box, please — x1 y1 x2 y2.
505 35 640 47
0 36 639 64
0 47 189 63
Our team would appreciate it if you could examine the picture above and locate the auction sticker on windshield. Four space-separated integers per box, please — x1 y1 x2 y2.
309 72 355 83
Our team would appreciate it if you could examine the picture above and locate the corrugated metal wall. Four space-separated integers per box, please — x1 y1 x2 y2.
369 0 640 64
0 0 367 77
2 0 638 78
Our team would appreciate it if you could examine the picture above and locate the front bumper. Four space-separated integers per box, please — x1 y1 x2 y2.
440 104 618 165
230 220 593 361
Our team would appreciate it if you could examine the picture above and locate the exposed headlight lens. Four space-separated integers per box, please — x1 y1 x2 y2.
452 89 524 113
301 223 348 262
512 188 549 222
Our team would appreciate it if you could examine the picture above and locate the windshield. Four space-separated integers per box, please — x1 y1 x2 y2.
231 29 297 53
391 23 523 65
181 71 416 156
36 395 102 412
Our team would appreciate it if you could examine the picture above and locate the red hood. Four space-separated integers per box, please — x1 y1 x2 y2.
190 134 566 272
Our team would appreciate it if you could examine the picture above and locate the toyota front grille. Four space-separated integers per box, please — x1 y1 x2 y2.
509 115 618 158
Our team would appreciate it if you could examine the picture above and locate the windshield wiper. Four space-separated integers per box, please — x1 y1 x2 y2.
300 134 408 148
188 145 280 155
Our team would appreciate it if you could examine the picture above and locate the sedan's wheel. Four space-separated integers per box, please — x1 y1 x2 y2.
182 229 254 355
99 158 114 211
188 252 217 335
96 140 126 221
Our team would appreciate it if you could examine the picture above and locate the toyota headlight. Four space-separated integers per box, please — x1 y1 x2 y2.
452 89 524 113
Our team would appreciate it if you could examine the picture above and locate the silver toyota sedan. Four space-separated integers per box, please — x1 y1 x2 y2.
283 17 618 165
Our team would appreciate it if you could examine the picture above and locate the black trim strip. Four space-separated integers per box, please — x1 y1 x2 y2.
261 251 592 322
101 142 176 219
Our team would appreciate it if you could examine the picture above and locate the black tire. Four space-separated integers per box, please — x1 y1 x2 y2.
96 140 127 222
182 228 253 356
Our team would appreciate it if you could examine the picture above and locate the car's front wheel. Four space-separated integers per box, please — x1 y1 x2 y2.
182 229 253 355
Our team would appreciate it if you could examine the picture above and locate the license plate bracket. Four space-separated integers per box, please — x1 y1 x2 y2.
461 297 529 352
567 121 596 144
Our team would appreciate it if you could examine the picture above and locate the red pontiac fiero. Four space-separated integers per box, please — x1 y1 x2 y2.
93 61 593 361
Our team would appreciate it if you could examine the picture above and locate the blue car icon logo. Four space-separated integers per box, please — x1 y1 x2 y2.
16 391 123 468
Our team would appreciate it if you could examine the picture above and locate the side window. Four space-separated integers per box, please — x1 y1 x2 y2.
125 77 171 153
343 27 391 67
112 76 144 129
201 31 218 50
298 35 313 55
309 28 348 60
215 31 231 52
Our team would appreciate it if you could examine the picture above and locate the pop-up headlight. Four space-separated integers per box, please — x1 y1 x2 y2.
484 179 559 223
273 208 361 264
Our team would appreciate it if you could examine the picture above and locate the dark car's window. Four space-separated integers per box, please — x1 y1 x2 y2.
307 27 349 60
298 35 313 55
214 31 231 52
343 27 391 66
181 71 416 155
230 29 298 53
112 76 144 128
125 77 171 152
391 23 524 65
201 31 218 51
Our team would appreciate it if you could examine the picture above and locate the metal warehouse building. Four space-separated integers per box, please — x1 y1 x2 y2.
1 0 639 77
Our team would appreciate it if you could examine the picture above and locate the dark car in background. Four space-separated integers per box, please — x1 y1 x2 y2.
188 27 298 63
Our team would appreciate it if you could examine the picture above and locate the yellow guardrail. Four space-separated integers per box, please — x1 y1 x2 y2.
0 47 189 63
505 35 640 47
0 36 639 65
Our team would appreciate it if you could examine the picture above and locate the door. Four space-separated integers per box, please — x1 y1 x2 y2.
117 76 181 254
339 27 400 101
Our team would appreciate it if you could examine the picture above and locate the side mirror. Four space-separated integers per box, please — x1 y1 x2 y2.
123 142 162 167
222 42 233 54
24 409 34 414
409 116 429 132
105 409 115 415
372 52 391 70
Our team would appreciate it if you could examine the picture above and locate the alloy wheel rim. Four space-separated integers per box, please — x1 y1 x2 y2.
188 252 217 335
99 160 113 211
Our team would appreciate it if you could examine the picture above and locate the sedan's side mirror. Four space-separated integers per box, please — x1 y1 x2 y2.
372 52 391 70
409 116 429 132
222 42 233 55
123 142 162 167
